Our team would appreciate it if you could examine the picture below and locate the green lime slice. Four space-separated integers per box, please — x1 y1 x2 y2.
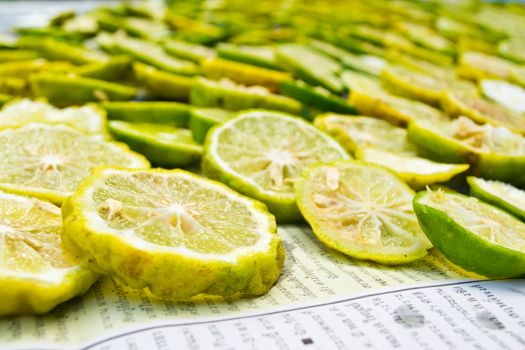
109 121 203 167
414 189 525 277
103 101 191 127
189 107 233 144
0 50 40 63
480 79 525 114
163 39 216 63
295 160 431 264
442 91 525 134
395 22 455 55
62 167 284 299
133 62 194 101
30 73 137 106
216 43 283 71
457 51 518 81
314 114 417 155
498 37 525 64
72 55 131 81
280 80 356 117
202 57 291 93
468 176 525 221
356 148 469 189
190 77 302 115
203 110 349 222
275 44 344 93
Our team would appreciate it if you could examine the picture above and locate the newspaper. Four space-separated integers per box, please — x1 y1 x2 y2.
2 225 524 349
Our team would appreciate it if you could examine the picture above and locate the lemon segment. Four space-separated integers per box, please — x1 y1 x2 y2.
414 190 525 278
295 160 431 264
62 167 284 299
356 148 469 189
203 110 349 222
0 123 149 204
0 192 98 316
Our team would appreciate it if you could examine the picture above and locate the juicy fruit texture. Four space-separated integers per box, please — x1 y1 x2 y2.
480 80 525 114
441 91 525 134
0 123 149 204
0 192 98 315
356 148 469 189
295 161 431 264
203 110 349 222
61 167 284 299
414 190 525 278
468 176 525 221
109 121 203 167
0 99 107 135
314 114 417 155
408 116 525 185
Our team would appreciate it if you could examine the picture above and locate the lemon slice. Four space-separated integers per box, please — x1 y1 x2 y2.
203 110 349 222
480 79 525 114
356 148 469 189
0 98 107 135
314 114 417 155
457 51 518 81
0 192 97 315
295 160 431 264
442 91 525 134
0 123 149 204
62 167 284 299
108 121 203 167
468 176 525 221
414 189 525 277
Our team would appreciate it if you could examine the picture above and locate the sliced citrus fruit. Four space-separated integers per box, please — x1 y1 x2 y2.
382 65 477 107
479 79 525 114
190 77 302 115
163 39 216 63
408 116 525 186
441 91 525 134
468 176 525 221
216 43 282 71
414 189 525 278
0 192 98 316
356 148 469 189
103 101 191 127
395 21 455 55
295 160 431 264
62 167 284 299
0 98 107 135
189 107 233 144
498 37 525 64
457 51 518 81
314 114 417 155
133 62 193 101
0 123 149 204
203 110 349 222
109 121 203 168
342 70 446 125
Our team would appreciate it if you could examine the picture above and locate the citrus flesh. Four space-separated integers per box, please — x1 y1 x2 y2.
295 160 431 264
414 190 525 277
0 192 98 315
203 110 349 222
0 123 149 204
314 114 417 155
62 167 284 299
468 176 525 221
480 79 525 114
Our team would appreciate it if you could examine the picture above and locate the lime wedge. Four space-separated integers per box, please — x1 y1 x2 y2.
414 190 525 277
295 160 431 264
314 114 417 155
0 99 107 135
0 123 149 204
356 148 469 189
109 121 203 167
480 79 525 114
468 176 525 221
62 167 284 299
0 192 97 315
203 110 349 222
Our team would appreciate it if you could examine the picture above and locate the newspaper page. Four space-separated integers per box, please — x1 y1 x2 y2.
1 225 524 349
